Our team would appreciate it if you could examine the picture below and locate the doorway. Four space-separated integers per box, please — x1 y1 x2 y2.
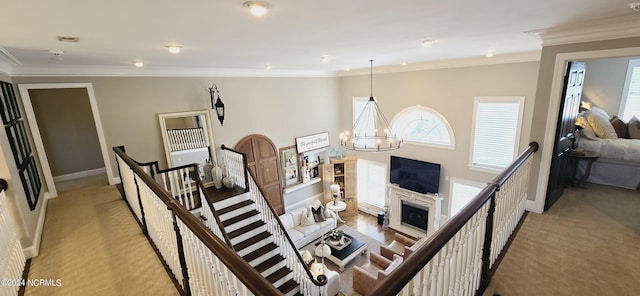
18 83 115 197
535 46 640 213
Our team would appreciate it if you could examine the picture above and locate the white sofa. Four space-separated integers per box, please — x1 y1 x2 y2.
279 199 337 249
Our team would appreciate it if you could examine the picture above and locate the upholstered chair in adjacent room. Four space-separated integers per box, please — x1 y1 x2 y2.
380 233 426 260
352 252 403 295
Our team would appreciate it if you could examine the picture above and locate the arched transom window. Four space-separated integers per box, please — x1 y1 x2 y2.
391 106 455 148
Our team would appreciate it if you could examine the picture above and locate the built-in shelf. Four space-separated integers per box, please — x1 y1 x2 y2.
284 177 321 194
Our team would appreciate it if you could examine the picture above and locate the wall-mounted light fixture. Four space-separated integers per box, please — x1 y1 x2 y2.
209 84 225 125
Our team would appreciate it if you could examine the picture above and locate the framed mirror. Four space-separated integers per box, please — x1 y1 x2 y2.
158 110 217 174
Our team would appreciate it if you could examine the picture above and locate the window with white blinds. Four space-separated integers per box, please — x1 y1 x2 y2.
357 159 387 208
620 59 640 122
470 96 524 171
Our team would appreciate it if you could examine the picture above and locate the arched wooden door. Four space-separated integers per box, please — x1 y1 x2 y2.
235 134 285 215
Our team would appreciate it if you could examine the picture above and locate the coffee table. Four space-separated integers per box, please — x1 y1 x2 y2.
316 234 367 271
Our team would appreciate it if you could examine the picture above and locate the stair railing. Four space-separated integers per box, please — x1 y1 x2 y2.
1 179 26 296
114 146 280 296
156 163 202 212
194 174 235 248
368 141 539 296
219 146 329 295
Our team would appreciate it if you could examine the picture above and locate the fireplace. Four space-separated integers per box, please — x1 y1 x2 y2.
401 201 428 232
388 184 442 237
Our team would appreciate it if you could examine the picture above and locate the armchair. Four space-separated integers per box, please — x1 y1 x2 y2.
380 233 426 260
352 252 403 295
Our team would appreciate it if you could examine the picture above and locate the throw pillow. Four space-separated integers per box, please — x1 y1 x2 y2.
587 113 618 139
629 116 640 139
300 208 316 226
580 128 599 140
610 116 629 139
312 205 326 222
590 106 610 119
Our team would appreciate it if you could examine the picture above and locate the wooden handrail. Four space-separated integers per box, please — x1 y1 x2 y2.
221 144 250 190
245 160 328 287
0 179 7 192
369 141 539 296
194 175 235 247
113 147 281 296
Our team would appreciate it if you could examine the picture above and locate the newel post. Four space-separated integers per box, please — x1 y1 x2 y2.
172 213 191 296
477 188 497 295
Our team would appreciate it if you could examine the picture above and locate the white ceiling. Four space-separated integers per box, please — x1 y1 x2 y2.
1 0 639 76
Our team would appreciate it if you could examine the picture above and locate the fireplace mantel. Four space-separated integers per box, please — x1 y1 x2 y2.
388 183 442 238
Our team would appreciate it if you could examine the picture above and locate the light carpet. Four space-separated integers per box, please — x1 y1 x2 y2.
25 177 178 296
303 225 384 296
484 184 640 296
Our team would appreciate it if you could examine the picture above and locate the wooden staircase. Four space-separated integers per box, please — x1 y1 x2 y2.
213 193 301 296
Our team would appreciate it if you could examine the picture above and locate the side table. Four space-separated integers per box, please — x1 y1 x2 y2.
326 200 346 223
568 150 600 187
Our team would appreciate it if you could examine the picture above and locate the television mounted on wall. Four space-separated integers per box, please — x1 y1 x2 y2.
389 156 440 195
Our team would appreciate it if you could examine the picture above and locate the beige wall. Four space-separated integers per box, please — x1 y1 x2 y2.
529 36 640 208
29 88 104 176
583 56 639 116
13 76 341 206
339 61 540 214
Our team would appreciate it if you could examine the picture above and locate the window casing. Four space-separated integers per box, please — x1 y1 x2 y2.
619 59 640 121
390 106 455 149
470 96 524 172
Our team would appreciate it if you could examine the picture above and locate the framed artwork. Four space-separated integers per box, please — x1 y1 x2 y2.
0 81 21 124
295 132 330 154
19 156 41 210
5 121 31 168
279 145 301 188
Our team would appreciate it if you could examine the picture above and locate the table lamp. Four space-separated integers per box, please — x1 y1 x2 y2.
330 183 341 203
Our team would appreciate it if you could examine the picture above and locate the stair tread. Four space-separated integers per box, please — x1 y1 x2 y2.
222 209 260 227
266 266 292 283
228 220 266 239
243 243 279 263
234 231 271 251
278 278 299 295
216 199 253 216
253 255 285 273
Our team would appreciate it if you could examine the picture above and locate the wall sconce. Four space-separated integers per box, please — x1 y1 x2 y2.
209 84 225 125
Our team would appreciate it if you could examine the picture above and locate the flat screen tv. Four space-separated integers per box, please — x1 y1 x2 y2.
390 156 440 194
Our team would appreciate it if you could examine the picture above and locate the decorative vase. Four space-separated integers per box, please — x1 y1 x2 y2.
223 176 236 188
219 162 228 178
212 163 223 189
203 159 213 182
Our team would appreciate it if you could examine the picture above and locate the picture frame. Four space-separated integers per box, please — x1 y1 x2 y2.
19 156 41 211
0 81 21 124
5 120 31 168
279 145 301 188
295 132 330 154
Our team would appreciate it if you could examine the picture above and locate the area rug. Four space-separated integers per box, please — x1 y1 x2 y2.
303 225 384 296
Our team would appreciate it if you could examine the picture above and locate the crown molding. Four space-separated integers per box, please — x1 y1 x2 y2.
337 51 541 77
535 15 640 46
9 64 337 78
0 47 22 76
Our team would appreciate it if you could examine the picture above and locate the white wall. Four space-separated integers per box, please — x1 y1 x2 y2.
583 56 639 117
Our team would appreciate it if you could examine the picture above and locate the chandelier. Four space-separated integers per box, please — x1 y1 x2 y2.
339 60 402 152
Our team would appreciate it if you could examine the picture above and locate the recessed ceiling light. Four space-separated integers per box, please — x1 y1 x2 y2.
165 45 182 54
422 39 434 47
486 50 495 57
345 67 351 72
320 55 331 63
265 64 272 70
243 1 272 17
401 61 408 66
134 61 144 67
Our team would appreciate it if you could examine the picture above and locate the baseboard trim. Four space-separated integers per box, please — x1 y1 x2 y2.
22 192 50 259
525 200 541 214
53 167 106 182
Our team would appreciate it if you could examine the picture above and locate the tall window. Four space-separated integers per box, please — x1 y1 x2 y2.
449 178 484 217
620 59 640 121
470 96 524 172
357 159 387 210
391 106 455 148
